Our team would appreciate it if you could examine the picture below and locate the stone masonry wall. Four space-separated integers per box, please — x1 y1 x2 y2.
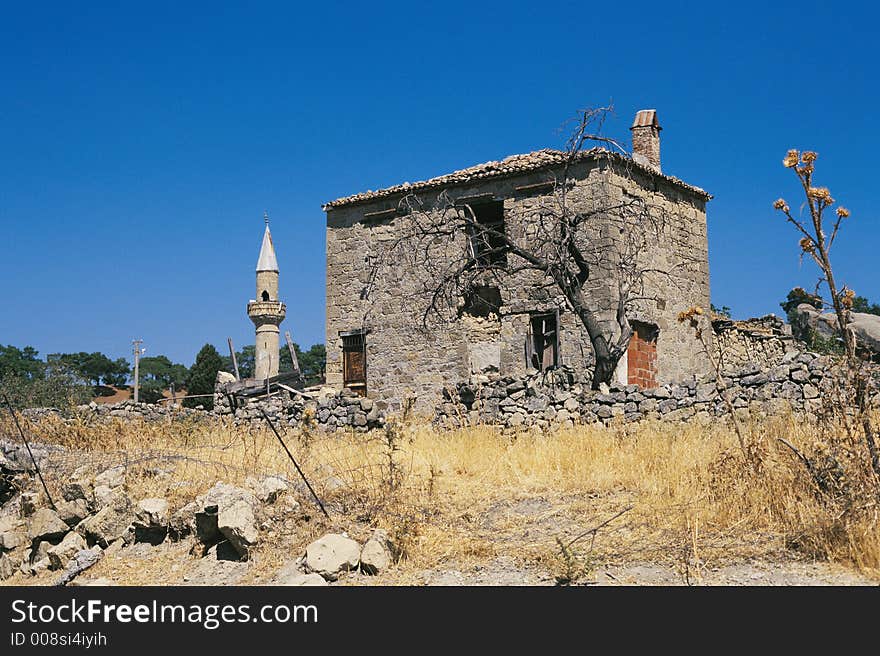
325 155 710 410
435 352 879 430
22 388 387 433
713 314 801 373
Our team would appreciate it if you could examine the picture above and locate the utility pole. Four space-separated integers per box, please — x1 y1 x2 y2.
132 339 145 403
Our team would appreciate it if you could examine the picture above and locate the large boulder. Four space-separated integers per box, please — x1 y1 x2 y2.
27 509 69 543
76 495 134 548
47 531 87 570
849 313 880 353
792 303 880 355
303 533 361 581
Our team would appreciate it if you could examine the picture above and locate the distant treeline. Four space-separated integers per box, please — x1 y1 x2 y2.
0 341 326 410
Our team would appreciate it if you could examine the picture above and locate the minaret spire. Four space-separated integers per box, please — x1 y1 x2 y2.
256 213 279 273
248 212 285 380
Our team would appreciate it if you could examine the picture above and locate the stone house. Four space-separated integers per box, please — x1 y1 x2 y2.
322 110 712 410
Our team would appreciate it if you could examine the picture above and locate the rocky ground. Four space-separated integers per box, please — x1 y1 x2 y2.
2 466 874 586
2 431 878 587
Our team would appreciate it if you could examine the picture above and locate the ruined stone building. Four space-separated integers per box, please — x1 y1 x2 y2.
322 110 712 409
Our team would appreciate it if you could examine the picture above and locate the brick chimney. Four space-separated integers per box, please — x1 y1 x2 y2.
630 109 661 172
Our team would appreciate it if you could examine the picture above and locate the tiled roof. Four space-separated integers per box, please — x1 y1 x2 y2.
322 147 710 210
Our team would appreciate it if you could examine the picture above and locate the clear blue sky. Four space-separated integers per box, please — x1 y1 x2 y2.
1 1 876 367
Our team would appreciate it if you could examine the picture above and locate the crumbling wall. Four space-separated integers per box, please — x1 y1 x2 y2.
712 315 802 372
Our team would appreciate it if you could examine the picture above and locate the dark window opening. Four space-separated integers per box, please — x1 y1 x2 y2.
461 285 502 318
341 331 367 396
526 311 559 371
261 290 270 301
468 200 507 268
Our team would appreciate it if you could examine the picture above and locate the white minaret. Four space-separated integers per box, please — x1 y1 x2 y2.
247 213 286 380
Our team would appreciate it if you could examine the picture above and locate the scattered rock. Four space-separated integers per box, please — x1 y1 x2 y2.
0 529 27 551
218 500 258 558
276 572 329 586
55 547 103 586
304 533 361 581
56 499 90 528
133 498 169 544
77 495 134 548
360 529 394 575
247 475 289 504
0 553 16 580
47 531 87 570
95 465 126 489
93 484 121 510
69 577 116 587
27 508 69 543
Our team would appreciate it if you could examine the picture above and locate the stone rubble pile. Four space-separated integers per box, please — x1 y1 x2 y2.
0 451 397 585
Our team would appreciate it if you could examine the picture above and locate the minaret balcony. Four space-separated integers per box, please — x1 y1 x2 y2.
247 300 287 323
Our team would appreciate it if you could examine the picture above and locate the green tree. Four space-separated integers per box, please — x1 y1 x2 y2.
780 286 823 323
278 342 326 386
710 303 732 319
0 363 91 410
184 344 223 409
47 352 130 388
220 345 255 379
851 295 880 316
136 355 189 404
0 344 45 379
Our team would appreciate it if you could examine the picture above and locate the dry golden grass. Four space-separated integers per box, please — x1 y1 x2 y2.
3 407 879 584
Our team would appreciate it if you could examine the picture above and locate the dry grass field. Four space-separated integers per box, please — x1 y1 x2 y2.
3 408 879 585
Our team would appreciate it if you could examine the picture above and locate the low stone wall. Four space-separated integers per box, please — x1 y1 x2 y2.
19 388 387 433
436 352 878 429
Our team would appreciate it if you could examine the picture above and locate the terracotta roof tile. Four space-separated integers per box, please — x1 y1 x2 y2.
322 147 709 210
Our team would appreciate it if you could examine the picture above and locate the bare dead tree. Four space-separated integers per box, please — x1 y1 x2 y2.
380 105 699 389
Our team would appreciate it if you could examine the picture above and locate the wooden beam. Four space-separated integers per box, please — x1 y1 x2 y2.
514 181 554 194
227 337 241 380
277 382 314 399
285 331 301 375
362 207 398 219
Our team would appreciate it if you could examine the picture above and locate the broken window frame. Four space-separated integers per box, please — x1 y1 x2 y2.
525 310 560 372
463 200 508 269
